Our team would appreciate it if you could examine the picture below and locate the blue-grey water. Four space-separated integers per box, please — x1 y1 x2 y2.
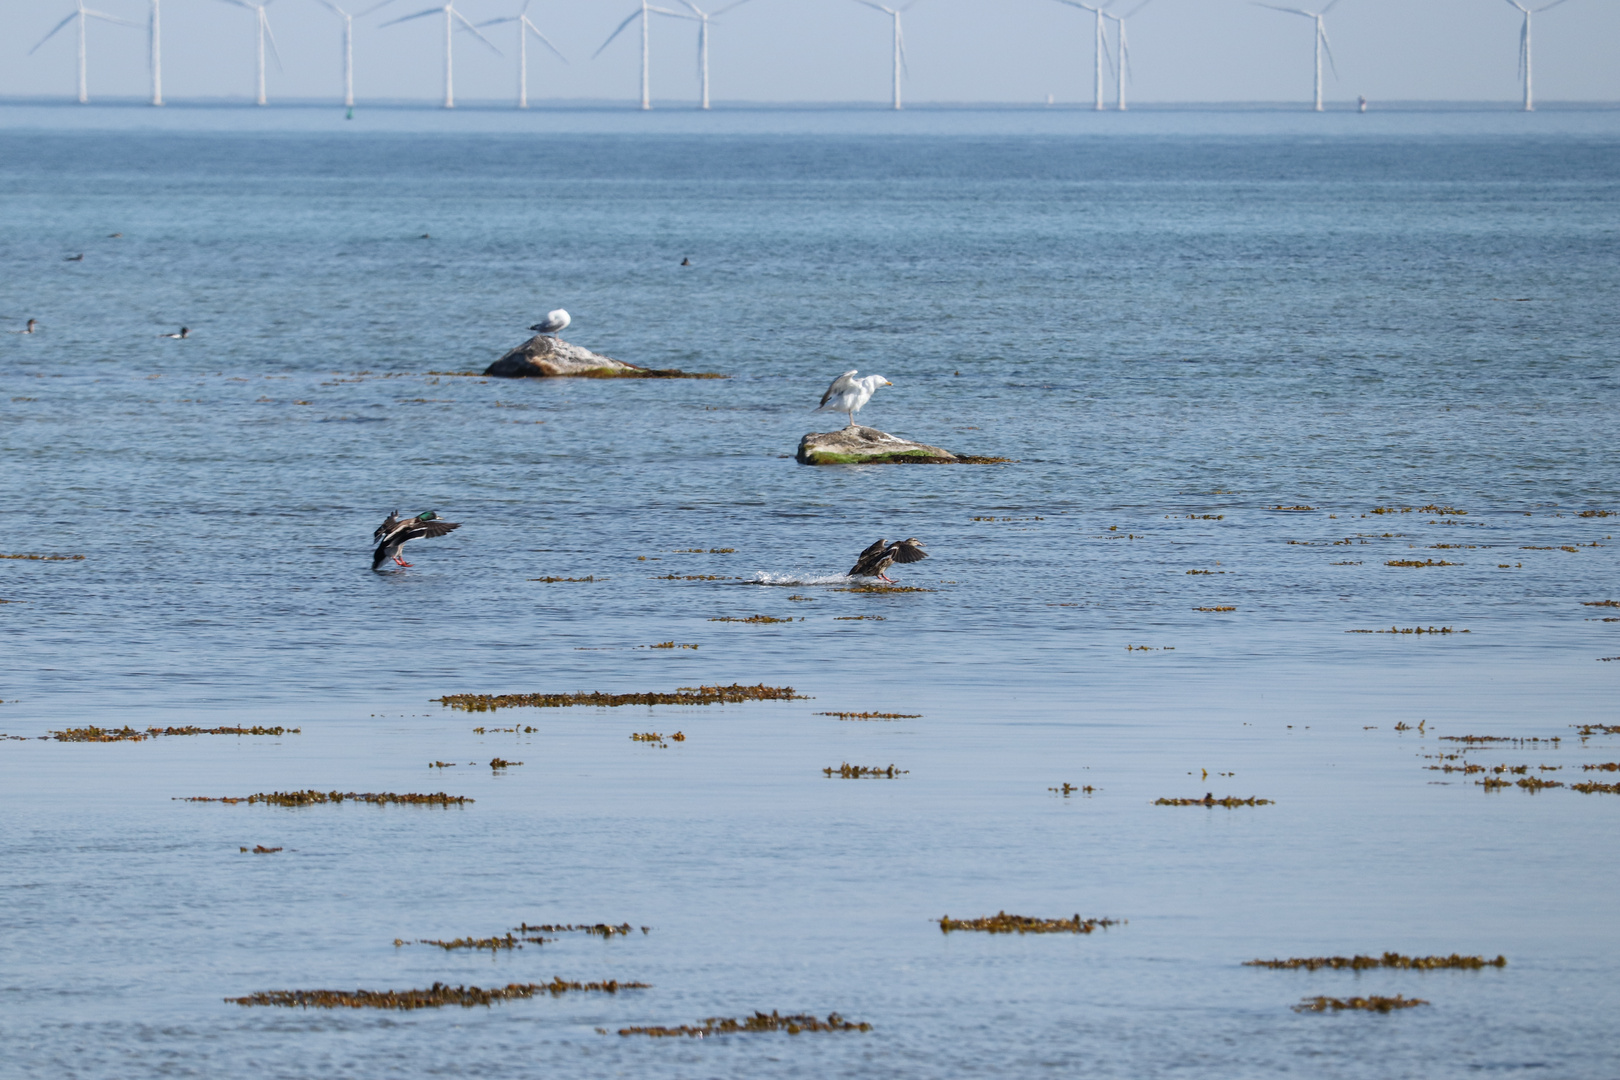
2 110 1618 1079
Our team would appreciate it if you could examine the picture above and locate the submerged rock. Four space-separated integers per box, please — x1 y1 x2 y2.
484 335 723 379
797 425 1005 465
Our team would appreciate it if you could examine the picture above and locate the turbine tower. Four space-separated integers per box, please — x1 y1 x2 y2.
853 0 922 111
219 0 283 106
596 1 688 111
1052 0 1110 111
149 0 162 105
674 0 753 111
314 1 356 107
479 1 568 109
1504 0 1571 112
381 2 502 109
1102 0 1151 111
1256 0 1341 112
29 1 140 105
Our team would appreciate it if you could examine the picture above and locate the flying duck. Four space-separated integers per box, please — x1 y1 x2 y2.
372 510 461 570
818 370 892 429
529 309 570 336
849 537 928 583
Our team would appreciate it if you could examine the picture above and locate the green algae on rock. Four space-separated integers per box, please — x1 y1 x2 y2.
795 425 1009 466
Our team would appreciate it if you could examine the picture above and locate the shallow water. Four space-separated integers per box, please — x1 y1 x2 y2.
1 117 1617 1079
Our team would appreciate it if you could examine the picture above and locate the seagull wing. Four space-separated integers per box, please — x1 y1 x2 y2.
373 511 401 543
891 538 929 564
820 370 860 407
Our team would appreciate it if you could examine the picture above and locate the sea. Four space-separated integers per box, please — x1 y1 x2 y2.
1 103 1617 1079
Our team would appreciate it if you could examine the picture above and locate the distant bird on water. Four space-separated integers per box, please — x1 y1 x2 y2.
372 510 461 571
64 254 84 262
849 537 928 583
529 309 570 336
9 319 38 334
818 370 892 429
161 327 189 339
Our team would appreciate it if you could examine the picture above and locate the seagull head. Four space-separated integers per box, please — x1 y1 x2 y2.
868 375 893 388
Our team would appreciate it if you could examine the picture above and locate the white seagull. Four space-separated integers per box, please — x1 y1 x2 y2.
817 370 892 429
529 309 570 336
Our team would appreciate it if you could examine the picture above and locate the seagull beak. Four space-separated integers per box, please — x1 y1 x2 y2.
883 379 893 386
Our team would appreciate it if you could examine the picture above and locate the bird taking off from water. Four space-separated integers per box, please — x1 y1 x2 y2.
529 309 570 336
817 370 892 429
849 537 928 583
372 510 461 571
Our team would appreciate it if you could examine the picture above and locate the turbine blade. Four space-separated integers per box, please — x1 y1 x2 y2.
1319 24 1337 77
1518 19 1528 78
359 0 401 15
676 0 704 14
1121 0 1153 18
1533 0 1570 10
593 8 641 58
898 23 909 75
712 0 754 14
264 13 285 71
1321 0 1342 12
1253 3 1314 16
85 11 144 26
521 0 532 12
379 6 441 27
453 8 503 53
526 20 569 63
850 0 889 12
28 11 78 55
1501 0 1528 10
900 0 925 10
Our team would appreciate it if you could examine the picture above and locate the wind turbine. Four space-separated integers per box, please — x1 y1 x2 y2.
219 0 283 106
148 0 163 105
1256 0 1340 112
313 1 356 107
1101 0 1150 111
853 0 921 111
1503 0 1571 112
380 2 503 109
675 0 753 110
1051 0 1110 111
595 1 689 111
480 1 568 109
29 1 140 105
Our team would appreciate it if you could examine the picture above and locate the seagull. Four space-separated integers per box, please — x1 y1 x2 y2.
160 327 189 339
848 537 928 583
817 370 892 429
529 309 571 336
372 510 461 571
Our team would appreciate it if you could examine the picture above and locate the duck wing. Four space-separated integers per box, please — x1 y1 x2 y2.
411 520 461 540
849 539 889 577
819 370 860 407
373 511 401 543
891 538 929 564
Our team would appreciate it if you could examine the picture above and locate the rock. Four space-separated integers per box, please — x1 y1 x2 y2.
796 425 961 465
484 335 722 379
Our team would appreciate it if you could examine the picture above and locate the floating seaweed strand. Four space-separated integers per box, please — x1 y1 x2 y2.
823 763 906 778
514 922 646 937
228 979 647 1010
437 684 803 713
1247 953 1505 971
1155 795 1273 807
938 912 1121 934
48 725 297 743
182 790 470 806
1294 995 1429 1013
618 1011 871 1037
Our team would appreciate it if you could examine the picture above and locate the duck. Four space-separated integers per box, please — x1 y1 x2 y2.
372 510 461 570
160 327 189 339
848 537 928 583
817 370 892 429
529 309 570 336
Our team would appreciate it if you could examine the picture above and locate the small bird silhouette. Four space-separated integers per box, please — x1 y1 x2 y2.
161 327 189 339
64 254 84 262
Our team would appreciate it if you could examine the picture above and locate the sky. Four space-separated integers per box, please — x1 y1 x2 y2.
1 0 1616 108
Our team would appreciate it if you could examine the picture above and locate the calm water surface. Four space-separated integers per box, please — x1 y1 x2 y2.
1 117 1617 1079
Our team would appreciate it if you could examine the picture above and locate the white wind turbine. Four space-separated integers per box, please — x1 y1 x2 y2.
479 1 568 109
29 0 141 105
380 1 503 110
148 0 163 105
674 0 753 111
1051 0 1110 111
219 0 283 106
1503 0 1571 112
1101 0 1151 111
313 0 357 107
595 0 689 111
853 0 922 111
1256 0 1341 112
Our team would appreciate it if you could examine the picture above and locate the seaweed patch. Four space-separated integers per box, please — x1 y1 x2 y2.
709 615 796 624
514 923 646 938
438 684 804 712
48 725 297 743
1247 953 1504 971
1156 794 1273 807
618 1011 870 1037
182 790 470 806
823 763 906 778
1293 995 1428 1013
938 912 1121 934
817 712 920 721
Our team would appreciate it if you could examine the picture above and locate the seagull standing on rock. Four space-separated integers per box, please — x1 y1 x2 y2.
529 309 570 337
817 370 892 429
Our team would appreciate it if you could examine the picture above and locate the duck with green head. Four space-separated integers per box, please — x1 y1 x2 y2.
372 510 460 571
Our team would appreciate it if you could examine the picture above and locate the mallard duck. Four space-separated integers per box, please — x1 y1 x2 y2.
818 370 892 429
372 511 461 570
849 537 927 582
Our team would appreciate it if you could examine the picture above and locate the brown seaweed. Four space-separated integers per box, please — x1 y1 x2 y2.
1247 953 1504 971
1156 794 1273 807
1571 781 1620 794
240 845 283 854
438 684 803 712
0 553 86 561
514 923 645 937
1294 996 1428 1013
618 1011 870 1037
1049 783 1095 796
489 758 521 770
833 615 886 620
708 615 796 623
823 763 906 778
529 576 601 583
228 979 647 1010
49 725 297 743
938 912 1121 934
182 790 470 806
816 711 920 720
1386 559 1460 568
